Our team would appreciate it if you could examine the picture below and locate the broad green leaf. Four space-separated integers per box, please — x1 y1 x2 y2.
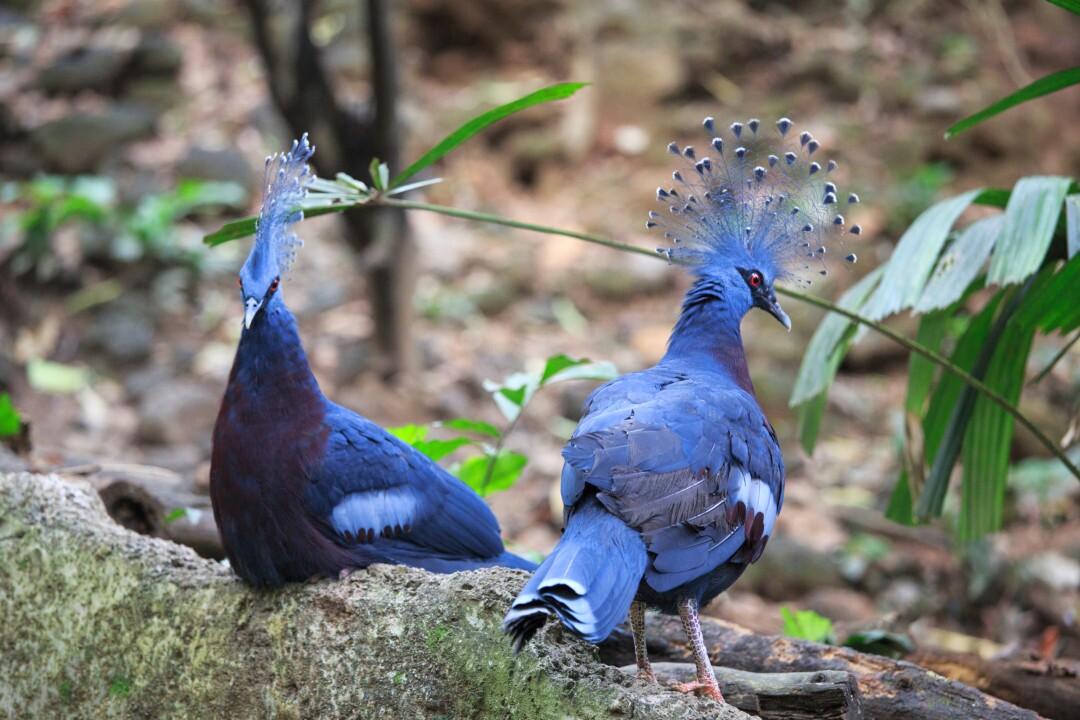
958 319 1036 539
885 469 916 526
945 66 1080 138
387 424 429 445
27 360 90 394
414 437 473 462
781 607 834 644
1046 0 1080 16
914 216 999 312
1066 195 1079 259
796 391 828 455
0 392 20 437
862 189 982 321
455 450 528 496
540 354 618 386
972 188 1011 209
1014 256 1080 333
790 266 884 406
389 82 588 189
987 176 1072 286
917 297 1002 518
438 418 501 439
906 311 952 415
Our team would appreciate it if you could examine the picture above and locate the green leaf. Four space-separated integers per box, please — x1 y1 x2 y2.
389 82 589 189
413 437 474 462
202 204 345 246
387 424 429 445
790 266 884 407
540 354 618 385
1046 0 1080 16
780 607 834 644
0 393 21 437
27 360 90 394
483 372 542 423
796 391 828 456
862 189 983 320
885 469 916 526
958 318 1036 539
1066 195 1079 259
945 66 1080 138
1014 255 1080 333
162 507 188 524
914 216 999 313
842 630 913 659
987 176 1072 287
917 297 1002 518
454 450 527 497
438 418 501 439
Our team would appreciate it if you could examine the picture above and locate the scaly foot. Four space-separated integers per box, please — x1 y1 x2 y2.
636 667 657 683
671 678 724 703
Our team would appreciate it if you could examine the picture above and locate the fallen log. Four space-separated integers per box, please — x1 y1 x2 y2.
622 663 863 720
0 472 749 720
600 616 1043 719
908 649 1079 720
0 472 1044 719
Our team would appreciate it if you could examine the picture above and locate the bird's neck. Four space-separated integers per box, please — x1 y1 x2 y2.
229 299 323 409
663 279 755 395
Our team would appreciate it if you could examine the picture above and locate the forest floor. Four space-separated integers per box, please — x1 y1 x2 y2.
1 0 1078 710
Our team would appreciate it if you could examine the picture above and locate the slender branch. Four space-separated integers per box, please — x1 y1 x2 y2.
373 196 1080 482
378 199 661 258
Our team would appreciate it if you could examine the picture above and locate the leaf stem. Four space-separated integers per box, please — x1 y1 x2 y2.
374 197 1079 482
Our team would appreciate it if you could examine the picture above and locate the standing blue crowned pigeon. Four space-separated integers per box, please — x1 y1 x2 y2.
210 136 534 587
503 118 860 702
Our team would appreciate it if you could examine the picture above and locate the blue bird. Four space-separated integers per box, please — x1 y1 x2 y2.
503 118 860 702
210 136 534 587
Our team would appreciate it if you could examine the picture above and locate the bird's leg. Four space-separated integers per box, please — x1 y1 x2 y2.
671 596 724 703
629 600 656 683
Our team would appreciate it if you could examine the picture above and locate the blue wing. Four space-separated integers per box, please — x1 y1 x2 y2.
305 402 505 560
561 364 784 594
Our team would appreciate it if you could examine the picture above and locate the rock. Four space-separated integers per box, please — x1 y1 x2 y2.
36 34 138 94
131 32 184 76
0 472 750 720
136 379 220 445
84 301 156 364
583 252 675 301
30 104 156 174
175 146 255 196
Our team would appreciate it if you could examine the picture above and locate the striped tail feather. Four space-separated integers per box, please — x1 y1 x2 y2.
502 495 646 652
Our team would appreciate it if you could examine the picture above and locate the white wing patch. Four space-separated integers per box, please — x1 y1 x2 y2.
330 488 418 543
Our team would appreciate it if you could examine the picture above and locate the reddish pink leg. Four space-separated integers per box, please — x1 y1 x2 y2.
671 596 724 703
630 601 656 682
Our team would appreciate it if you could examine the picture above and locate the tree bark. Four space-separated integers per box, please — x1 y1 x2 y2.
242 0 417 378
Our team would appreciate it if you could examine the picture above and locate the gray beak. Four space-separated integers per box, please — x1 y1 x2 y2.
762 297 791 331
243 298 263 329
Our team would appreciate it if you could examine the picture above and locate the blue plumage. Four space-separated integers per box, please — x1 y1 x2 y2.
210 136 534 588
505 118 859 703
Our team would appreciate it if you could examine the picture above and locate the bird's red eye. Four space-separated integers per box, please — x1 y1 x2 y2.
749 272 762 288
269 277 280 292
237 277 242 288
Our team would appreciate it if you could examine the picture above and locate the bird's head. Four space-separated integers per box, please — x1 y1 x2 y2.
238 134 315 330
651 117 862 330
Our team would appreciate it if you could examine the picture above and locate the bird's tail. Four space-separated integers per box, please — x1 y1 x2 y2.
502 494 646 652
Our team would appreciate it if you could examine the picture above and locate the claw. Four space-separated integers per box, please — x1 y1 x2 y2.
672 678 724 703
636 668 657 684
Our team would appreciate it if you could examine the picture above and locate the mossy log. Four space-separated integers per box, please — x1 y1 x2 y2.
0 473 749 720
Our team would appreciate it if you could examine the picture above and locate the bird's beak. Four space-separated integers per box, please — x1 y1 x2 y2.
761 296 792 332
244 298 263 329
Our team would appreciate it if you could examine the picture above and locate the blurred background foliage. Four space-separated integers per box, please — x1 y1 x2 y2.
1 0 1079 708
